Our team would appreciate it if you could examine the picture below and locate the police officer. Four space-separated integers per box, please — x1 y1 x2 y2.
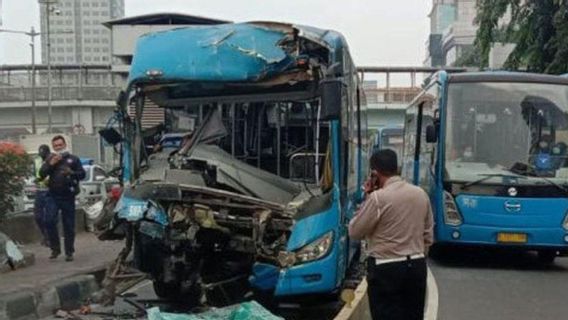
33 144 51 246
349 149 434 320
39 135 86 261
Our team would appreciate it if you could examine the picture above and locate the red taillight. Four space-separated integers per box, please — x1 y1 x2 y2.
109 186 123 201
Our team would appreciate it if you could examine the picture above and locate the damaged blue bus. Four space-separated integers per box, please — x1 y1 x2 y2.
104 22 367 305
402 72 568 263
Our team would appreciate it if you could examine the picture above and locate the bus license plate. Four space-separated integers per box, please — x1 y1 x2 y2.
497 233 527 243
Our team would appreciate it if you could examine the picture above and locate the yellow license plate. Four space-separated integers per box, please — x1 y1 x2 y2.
497 233 527 243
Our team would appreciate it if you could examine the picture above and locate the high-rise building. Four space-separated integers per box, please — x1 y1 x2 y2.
424 0 477 67
39 0 125 65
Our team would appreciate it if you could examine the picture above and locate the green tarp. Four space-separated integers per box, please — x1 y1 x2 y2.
147 301 283 320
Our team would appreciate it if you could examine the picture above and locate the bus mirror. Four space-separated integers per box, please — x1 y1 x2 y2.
426 125 438 143
99 127 122 145
116 90 127 107
320 79 343 120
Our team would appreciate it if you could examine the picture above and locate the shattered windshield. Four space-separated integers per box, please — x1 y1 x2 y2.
135 97 332 203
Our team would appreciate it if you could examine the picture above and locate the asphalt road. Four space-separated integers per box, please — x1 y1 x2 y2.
429 247 568 320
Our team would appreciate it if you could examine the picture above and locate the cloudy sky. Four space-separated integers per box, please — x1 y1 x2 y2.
1 1 431 71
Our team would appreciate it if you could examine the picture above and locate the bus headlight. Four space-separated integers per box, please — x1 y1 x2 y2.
295 231 334 264
444 191 463 226
563 211 568 231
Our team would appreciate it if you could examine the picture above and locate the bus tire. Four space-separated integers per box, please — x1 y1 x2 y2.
537 250 557 264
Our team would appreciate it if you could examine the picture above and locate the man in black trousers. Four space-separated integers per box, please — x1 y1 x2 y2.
39 135 86 262
349 149 434 320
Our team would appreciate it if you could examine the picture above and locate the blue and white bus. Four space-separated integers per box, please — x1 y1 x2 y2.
104 22 367 304
402 72 568 263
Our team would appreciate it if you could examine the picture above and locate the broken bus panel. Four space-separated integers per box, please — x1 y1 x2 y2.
109 22 368 304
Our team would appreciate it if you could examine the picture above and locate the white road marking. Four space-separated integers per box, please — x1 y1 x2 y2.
424 266 439 320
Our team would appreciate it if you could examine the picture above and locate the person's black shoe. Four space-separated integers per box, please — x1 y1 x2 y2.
65 255 74 262
49 251 60 259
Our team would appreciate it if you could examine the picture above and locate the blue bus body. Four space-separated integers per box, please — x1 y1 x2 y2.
402 72 568 259
110 22 367 303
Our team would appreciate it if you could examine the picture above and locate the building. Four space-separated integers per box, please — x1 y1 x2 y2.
424 0 476 67
364 80 420 132
0 64 121 137
425 0 514 68
39 0 125 65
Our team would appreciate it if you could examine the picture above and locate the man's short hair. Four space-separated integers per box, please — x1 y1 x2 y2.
370 149 398 176
37 144 51 158
52 135 66 144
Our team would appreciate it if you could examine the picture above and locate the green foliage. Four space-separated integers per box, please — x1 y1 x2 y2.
472 0 568 74
0 142 32 221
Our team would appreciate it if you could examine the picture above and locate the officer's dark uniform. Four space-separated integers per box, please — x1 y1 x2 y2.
39 153 86 259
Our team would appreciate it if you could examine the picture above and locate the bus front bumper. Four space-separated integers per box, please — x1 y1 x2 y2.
436 224 568 252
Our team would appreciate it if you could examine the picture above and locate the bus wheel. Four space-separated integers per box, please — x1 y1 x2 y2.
537 250 557 264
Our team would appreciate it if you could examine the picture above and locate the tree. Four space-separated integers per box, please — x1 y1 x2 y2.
0 142 31 221
471 0 568 74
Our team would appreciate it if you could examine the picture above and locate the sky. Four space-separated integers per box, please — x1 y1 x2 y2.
0 0 432 83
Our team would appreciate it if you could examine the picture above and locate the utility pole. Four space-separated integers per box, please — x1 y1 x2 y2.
0 25 70 134
39 0 60 133
30 27 37 134
0 27 40 134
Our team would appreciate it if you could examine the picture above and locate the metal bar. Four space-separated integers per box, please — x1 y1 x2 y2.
30 30 37 134
244 105 248 157
357 66 469 73
0 64 111 71
276 104 281 176
257 105 263 168
78 66 83 100
386 72 390 103
231 103 236 157
46 2 53 133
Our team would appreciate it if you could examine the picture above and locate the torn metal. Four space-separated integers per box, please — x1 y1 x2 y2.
102 21 341 307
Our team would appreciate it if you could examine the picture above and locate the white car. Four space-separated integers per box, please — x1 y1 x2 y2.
79 165 119 206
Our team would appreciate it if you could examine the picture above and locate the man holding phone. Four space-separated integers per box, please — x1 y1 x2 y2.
39 135 86 261
349 149 434 320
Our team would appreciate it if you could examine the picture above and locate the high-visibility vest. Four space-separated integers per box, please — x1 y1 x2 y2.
34 156 49 190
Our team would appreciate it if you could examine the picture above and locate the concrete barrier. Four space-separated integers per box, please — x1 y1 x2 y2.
0 274 99 320
0 209 86 245
334 278 371 320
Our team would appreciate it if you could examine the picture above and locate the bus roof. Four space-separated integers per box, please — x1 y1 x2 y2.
447 72 568 85
127 22 348 87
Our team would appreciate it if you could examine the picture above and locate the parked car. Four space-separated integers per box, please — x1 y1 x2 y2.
79 163 119 206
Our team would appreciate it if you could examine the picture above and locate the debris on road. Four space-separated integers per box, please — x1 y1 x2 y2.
146 301 283 320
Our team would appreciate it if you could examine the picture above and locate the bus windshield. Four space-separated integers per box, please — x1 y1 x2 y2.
445 81 568 185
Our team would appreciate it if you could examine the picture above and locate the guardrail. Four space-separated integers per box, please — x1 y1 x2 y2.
0 86 122 103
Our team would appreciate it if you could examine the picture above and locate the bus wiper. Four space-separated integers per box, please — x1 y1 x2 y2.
463 173 526 189
506 162 568 195
533 176 568 196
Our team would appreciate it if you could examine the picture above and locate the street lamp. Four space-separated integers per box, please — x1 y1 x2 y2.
39 0 61 133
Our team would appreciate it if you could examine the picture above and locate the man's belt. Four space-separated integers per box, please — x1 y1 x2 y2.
372 253 425 266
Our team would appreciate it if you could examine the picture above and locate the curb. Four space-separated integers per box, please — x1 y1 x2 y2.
0 274 99 320
334 278 370 320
